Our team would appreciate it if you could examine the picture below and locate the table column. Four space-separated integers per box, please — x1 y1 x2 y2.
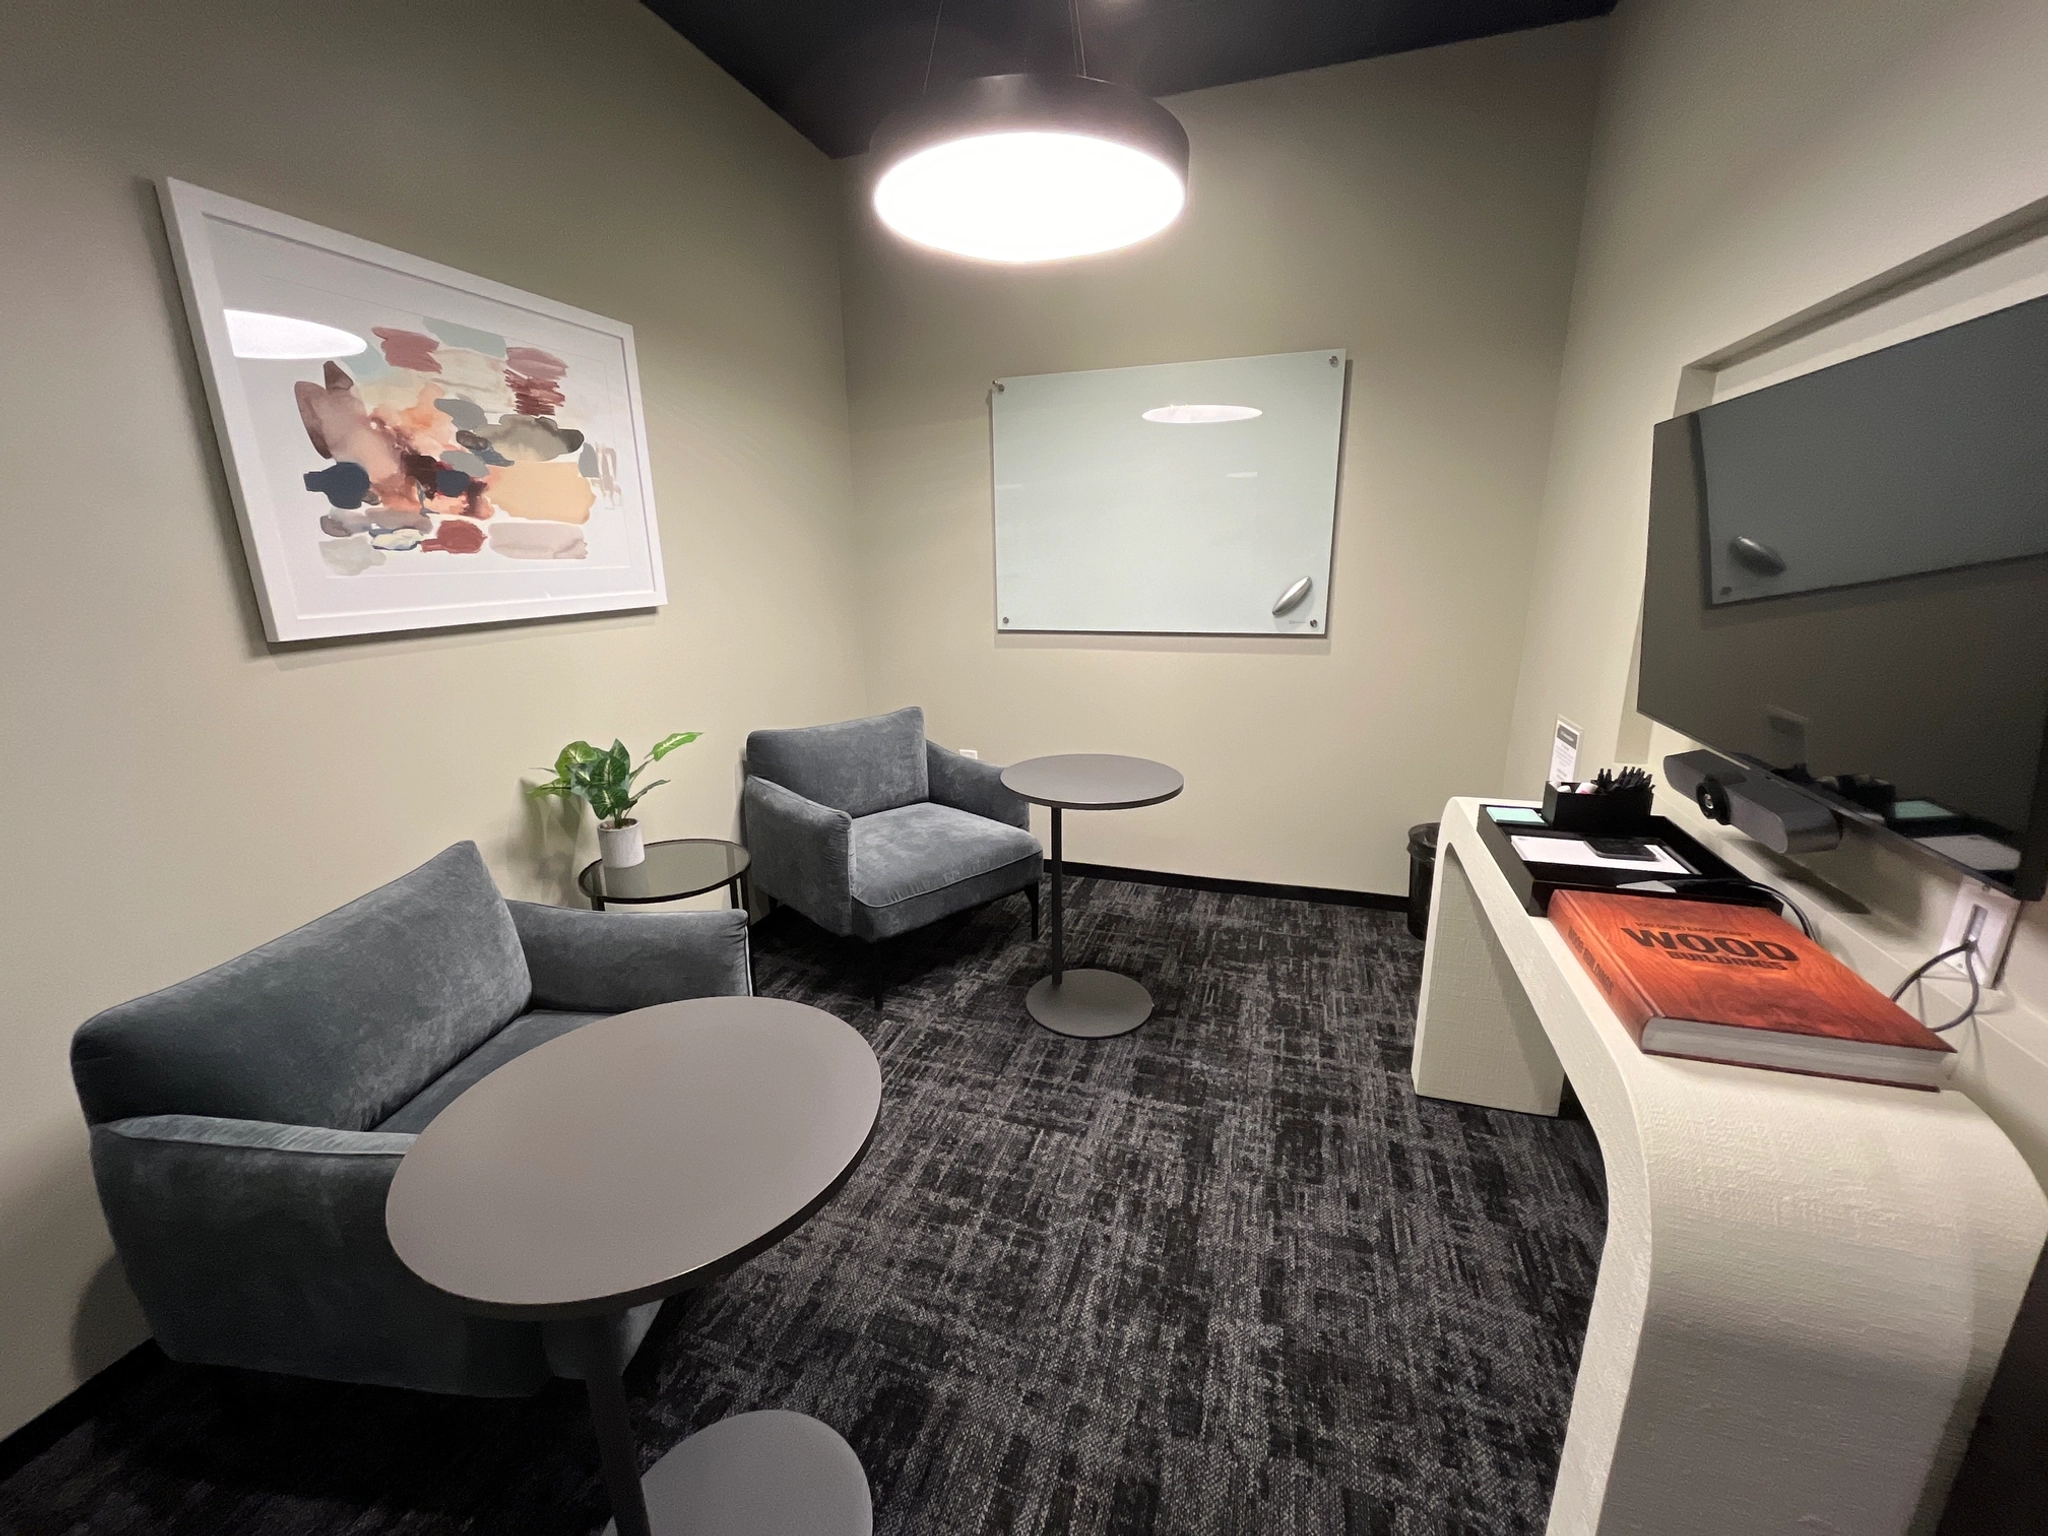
546 1315 654 1536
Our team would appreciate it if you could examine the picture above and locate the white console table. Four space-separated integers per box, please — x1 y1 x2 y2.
1412 797 2047 1536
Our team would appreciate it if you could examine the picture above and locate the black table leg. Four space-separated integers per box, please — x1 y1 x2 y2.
592 896 608 912
1049 806 1064 982
542 1315 870 1536
548 1315 653 1536
585 1370 654 1536
1023 803 1152 1039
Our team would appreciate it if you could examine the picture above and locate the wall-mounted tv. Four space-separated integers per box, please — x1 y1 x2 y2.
1640 292 2048 900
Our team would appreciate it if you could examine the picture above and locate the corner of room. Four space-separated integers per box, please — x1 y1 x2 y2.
5 1 2048 1533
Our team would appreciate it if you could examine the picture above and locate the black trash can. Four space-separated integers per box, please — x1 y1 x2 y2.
1406 822 1439 941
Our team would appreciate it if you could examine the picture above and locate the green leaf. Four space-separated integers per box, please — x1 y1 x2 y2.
624 778 668 809
648 731 701 762
576 768 616 820
554 740 600 779
526 741 609 810
527 734 688 822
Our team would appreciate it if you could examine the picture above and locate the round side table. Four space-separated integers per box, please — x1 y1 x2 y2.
999 754 1184 1039
580 838 750 913
385 997 881 1536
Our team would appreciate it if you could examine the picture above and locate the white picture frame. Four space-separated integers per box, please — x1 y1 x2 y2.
159 178 667 641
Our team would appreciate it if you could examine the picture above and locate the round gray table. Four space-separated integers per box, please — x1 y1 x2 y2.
385 997 882 1536
1000 754 1185 1038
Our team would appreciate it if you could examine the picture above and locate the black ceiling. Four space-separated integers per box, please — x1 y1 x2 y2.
642 0 1616 159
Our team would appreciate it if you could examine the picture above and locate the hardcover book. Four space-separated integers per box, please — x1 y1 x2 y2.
1548 890 1954 1090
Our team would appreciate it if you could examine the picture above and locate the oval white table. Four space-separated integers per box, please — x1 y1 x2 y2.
385 997 883 1536
1000 754 1184 1038
1412 797 2046 1536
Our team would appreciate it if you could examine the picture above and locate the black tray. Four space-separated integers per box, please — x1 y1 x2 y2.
1475 808 1782 917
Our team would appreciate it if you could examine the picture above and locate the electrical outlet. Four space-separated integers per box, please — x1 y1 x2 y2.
1940 880 2020 984
959 749 979 760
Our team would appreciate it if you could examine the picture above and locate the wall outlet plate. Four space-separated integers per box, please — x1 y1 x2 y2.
958 748 978 759
1940 880 2020 985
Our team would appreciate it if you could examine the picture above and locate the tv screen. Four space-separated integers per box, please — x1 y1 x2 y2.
1640 294 2048 900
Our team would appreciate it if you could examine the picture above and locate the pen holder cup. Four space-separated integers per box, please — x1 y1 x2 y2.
1542 782 1656 837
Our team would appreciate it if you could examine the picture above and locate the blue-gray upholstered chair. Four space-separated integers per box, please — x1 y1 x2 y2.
743 707 1041 998
70 841 752 1397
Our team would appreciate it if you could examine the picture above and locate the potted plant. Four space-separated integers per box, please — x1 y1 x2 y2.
528 733 700 868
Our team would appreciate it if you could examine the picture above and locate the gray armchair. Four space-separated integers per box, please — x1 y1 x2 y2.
743 707 1041 991
70 841 751 1397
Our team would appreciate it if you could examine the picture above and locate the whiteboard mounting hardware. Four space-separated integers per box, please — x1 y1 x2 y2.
1272 576 1314 615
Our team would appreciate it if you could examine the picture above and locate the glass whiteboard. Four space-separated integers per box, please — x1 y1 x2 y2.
991 350 1346 634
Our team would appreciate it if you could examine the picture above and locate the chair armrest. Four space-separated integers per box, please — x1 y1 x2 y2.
742 775 854 936
928 741 1031 830
508 901 751 1010
85 1115 548 1393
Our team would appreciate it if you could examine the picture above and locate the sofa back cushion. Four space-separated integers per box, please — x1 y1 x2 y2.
72 842 531 1132
745 706 930 819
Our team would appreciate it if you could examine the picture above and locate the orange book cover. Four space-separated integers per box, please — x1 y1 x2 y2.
1548 890 1954 1089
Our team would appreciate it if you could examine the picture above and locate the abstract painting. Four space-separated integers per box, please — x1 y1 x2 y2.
160 179 666 641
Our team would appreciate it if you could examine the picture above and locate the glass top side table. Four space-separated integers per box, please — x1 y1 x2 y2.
578 838 751 912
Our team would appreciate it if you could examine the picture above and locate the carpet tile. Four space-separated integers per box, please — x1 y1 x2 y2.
0 878 1605 1535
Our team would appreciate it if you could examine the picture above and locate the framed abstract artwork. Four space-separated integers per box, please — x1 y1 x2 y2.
159 178 667 641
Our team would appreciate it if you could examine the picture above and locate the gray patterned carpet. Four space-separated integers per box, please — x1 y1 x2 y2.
0 878 1606 1536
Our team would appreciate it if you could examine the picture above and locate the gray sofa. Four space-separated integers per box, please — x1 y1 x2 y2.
70 841 751 1397
743 707 1041 987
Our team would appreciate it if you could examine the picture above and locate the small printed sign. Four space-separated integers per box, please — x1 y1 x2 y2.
1549 718 1582 787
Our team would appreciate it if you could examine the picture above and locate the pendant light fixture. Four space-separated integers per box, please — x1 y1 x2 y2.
869 1 1190 264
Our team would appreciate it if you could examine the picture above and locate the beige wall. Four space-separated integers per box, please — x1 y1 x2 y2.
26 0 2045 1458
840 24 1606 894
1502 0 2048 1183
1505 0 2048 790
0 0 865 1437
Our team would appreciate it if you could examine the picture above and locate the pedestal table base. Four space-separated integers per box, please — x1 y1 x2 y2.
1026 969 1153 1038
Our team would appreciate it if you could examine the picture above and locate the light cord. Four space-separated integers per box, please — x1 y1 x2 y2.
922 0 946 94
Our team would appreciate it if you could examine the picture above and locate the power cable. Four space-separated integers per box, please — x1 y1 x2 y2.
1616 875 1816 938
1889 941 1983 1034
1621 874 1986 1034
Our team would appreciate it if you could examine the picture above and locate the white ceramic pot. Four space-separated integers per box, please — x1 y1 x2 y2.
598 819 646 869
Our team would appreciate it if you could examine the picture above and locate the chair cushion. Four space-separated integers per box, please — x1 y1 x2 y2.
72 843 532 1133
852 852 1041 942
851 802 1041 908
746 706 929 820
374 1009 609 1135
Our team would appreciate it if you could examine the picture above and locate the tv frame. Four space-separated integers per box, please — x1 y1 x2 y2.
1640 412 2048 902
